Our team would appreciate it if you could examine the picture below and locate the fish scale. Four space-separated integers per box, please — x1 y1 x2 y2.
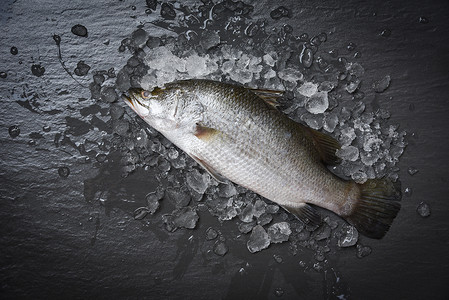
124 79 401 239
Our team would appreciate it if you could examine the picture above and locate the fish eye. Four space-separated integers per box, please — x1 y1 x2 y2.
141 90 151 99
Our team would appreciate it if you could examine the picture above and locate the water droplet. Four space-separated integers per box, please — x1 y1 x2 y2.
419 16 429 24
31 64 45 77
10 46 18 55
96 153 107 163
299 45 313 68
42 125 51 132
71 24 88 37
404 187 412 197
273 254 283 263
347 42 356 52
160 3 176 20
8 125 20 138
416 202 431 217
270 6 291 20
131 5 136 10
274 288 284 297
0 72 7 79
380 29 391 37
58 166 70 178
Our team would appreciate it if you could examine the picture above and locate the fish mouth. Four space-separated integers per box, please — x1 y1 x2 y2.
122 88 144 109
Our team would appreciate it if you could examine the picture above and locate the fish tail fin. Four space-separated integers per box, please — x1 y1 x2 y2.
344 179 401 239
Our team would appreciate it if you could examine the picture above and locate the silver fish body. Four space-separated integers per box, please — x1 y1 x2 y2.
124 79 400 239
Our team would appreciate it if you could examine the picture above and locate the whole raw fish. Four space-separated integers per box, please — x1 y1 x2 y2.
123 79 400 239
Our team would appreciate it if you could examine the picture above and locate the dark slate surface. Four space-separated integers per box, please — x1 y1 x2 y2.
1 0 449 299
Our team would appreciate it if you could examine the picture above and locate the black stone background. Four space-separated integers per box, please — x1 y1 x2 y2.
1 0 449 299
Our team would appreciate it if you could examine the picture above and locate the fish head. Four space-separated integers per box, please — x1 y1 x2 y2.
122 87 179 131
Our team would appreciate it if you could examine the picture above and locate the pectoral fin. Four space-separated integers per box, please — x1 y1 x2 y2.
190 154 228 183
194 123 220 142
281 203 321 226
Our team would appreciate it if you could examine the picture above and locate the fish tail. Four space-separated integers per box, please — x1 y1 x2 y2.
344 179 401 239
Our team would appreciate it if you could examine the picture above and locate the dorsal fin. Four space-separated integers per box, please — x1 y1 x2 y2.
306 127 341 165
250 88 284 108
281 203 322 226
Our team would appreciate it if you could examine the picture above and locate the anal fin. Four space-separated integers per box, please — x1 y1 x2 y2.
281 203 322 226
190 154 228 183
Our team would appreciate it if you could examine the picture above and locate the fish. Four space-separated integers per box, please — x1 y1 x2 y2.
122 79 401 239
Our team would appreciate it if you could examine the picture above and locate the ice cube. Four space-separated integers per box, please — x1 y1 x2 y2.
351 170 368 183
300 113 323 130
336 146 359 161
305 91 329 114
263 53 276 67
323 112 338 133
213 241 228 256
313 224 331 241
200 30 220 50
339 127 356 146
166 187 191 207
239 221 256 234
407 166 419 176
356 244 372 258
253 199 266 218
373 75 391 93
267 222 292 243
173 207 199 229
239 203 254 223
186 169 210 194
206 227 218 240
257 213 273 226
247 225 270 253
218 182 238 198
360 151 379 166
338 225 358 247
221 59 235 74
297 82 318 97
277 68 303 83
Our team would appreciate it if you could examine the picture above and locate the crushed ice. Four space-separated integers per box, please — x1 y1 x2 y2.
83 0 409 257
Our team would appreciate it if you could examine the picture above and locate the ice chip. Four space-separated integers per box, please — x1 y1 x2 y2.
305 91 329 114
247 225 270 253
417 202 431 217
267 222 292 243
